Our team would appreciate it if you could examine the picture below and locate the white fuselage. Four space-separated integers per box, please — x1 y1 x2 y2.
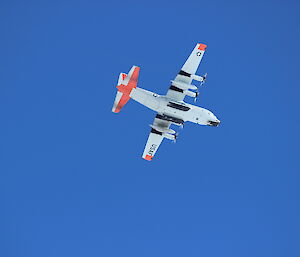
130 87 220 126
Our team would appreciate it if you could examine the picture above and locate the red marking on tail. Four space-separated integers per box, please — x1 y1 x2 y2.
114 66 140 113
114 94 131 113
117 66 140 95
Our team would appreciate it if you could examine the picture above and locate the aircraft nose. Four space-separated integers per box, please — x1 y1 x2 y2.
208 119 221 127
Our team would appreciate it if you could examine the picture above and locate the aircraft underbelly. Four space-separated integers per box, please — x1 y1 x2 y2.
159 104 187 121
130 88 160 111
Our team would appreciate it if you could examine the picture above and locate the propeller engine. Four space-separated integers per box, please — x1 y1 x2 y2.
200 73 208 86
191 73 208 84
163 133 176 141
171 80 198 91
149 125 178 142
150 124 176 134
171 73 207 101
184 90 197 98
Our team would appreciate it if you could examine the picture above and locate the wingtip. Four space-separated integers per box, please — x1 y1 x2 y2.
143 155 153 161
198 43 207 51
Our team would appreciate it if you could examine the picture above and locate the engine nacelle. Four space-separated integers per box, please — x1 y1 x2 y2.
163 133 176 141
184 90 198 98
191 74 204 82
170 80 198 91
150 124 175 134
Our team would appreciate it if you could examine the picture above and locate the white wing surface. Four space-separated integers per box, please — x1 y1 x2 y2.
142 116 172 161
166 43 207 102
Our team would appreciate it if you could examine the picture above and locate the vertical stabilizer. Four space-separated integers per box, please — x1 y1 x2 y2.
112 66 140 113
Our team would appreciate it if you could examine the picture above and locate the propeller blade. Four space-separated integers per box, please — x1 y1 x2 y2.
200 73 208 86
194 90 199 102
173 132 179 143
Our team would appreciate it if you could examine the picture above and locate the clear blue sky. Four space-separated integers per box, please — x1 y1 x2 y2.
1 0 300 256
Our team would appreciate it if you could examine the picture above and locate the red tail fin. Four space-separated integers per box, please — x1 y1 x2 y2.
112 66 140 113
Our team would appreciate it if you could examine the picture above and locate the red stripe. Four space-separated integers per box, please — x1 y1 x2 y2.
114 66 140 113
114 94 130 113
117 67 140 95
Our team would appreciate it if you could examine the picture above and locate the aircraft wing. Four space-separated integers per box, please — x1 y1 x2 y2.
166 43 207 102
142 115 172 161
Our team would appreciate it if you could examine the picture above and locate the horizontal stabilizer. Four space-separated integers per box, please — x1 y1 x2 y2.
112 66 140 113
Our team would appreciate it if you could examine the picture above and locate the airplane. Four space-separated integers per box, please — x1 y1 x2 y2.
112 43 220 161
